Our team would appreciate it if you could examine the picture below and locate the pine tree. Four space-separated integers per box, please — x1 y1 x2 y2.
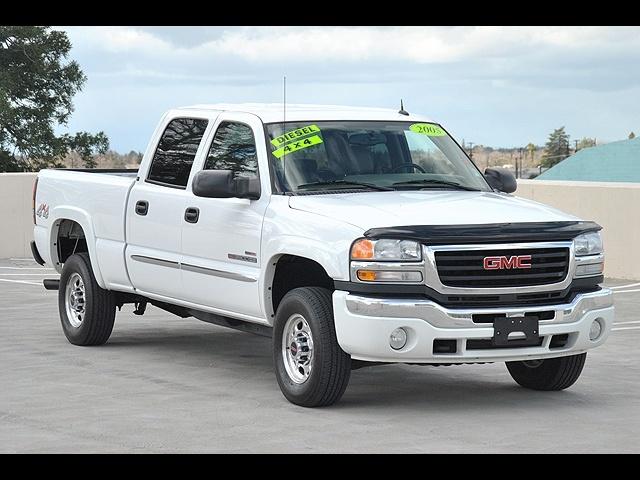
541 127 571 168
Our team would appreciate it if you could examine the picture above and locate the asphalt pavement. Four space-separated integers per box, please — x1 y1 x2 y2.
1 258 638 453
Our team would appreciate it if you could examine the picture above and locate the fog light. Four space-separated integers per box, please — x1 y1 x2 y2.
589 319 603 341
390 328 408 350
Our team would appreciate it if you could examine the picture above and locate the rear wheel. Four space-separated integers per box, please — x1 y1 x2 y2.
273 287 351 407
58 253 116 346
506 353 587 391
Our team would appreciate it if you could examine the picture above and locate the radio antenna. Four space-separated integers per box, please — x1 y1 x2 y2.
398 99 409 116
282 75 287 192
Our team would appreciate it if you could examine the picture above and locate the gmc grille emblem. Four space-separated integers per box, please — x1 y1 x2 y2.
483 255 532 270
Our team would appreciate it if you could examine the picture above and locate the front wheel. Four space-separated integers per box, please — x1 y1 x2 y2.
273 287 351 407
58 253 116 346
506 353 587 391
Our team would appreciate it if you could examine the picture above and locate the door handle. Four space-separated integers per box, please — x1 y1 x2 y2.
184 207 200 224
135 200 149 216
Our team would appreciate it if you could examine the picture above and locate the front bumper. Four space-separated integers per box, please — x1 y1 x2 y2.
332 288 614 363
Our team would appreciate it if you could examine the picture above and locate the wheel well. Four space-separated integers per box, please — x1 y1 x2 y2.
271 255 334 315
56 220 88 264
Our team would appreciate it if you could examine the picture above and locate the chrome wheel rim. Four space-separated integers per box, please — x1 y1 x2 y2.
282 314 314 384
523 359 544 368
65 272 86 328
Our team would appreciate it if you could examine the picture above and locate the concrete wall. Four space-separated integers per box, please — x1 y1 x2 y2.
516 179 640 280
1 173 638 279
0 173 37 258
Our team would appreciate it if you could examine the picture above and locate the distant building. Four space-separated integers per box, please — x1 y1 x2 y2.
537 137 640 182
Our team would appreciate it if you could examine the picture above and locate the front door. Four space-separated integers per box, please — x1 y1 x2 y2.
180 113 270 320
126 116 211 298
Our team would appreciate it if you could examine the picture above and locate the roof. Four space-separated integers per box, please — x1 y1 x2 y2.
176 103 435 124
537 137 640 183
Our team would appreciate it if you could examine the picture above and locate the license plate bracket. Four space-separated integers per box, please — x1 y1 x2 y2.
493 316 540 347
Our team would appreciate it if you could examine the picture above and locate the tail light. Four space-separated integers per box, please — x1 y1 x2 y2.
32 176 39 224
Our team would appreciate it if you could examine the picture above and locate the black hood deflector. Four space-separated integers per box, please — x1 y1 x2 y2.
364 221 601 245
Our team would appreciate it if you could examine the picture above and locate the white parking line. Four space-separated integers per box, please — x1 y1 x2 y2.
612 326 640 332
612 289 640 294
613 320 640 325
0 278 42 286
609 282 640 290
0 273 59 276
0 266 55 271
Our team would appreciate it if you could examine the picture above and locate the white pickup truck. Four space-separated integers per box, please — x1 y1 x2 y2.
31 103 614 407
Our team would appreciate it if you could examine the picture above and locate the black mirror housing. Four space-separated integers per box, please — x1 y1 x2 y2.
484 167 517 193
192 170 260 200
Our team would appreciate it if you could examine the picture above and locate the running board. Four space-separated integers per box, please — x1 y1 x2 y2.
146 298 272 337
43 279 60 290
188 309 273 338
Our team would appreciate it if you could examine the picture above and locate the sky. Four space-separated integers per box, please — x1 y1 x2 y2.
56 26 640 153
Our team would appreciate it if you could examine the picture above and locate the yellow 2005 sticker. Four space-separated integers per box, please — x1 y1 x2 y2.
272 135 323 159
409 123 446 137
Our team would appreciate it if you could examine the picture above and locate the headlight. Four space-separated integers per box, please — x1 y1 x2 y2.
351 238 422 261
574 232 603 256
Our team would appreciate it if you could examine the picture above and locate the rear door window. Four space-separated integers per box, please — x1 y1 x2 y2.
147 118 209 188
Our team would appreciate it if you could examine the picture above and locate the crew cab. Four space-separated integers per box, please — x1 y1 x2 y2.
31 104 614 407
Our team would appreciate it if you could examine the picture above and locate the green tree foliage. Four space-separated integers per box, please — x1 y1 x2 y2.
0 26 108 171
577 137 596 150
541 127 571 168
526 142 536 163
630 132 636 140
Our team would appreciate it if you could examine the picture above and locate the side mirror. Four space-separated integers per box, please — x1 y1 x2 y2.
192 170 260 200
484 167 517 193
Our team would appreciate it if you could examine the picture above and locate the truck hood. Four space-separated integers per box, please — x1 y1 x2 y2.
288 190 579 230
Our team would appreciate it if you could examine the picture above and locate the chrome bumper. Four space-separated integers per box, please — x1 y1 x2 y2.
332 289 614 363
344 288 613 329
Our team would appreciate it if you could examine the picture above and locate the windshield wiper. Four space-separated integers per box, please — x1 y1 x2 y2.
296 180 394 192
391 179 481 191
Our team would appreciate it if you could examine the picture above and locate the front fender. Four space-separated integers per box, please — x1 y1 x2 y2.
260 233 361 322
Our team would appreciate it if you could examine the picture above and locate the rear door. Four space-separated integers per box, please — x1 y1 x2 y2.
180 112 270 319
125 115 212 298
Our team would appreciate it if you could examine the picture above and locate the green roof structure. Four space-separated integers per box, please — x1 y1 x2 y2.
537 137 640 182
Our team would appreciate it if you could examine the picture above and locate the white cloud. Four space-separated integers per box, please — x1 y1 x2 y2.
62 26 640 64
56 26 640 151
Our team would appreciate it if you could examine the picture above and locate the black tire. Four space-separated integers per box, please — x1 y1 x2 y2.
273 287 351 407
506 353 587 391
58 253 116 346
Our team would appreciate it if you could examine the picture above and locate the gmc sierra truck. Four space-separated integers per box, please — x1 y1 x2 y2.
31 104 614 407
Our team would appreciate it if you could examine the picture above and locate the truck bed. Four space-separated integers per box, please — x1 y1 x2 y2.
34 169 139 285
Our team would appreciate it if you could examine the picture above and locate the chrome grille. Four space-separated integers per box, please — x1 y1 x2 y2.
434 247 570 288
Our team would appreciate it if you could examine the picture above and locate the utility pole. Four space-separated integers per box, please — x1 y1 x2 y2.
518 147 523 179
574 139 579 153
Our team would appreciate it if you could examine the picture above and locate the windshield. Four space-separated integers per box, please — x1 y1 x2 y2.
265 121 491 193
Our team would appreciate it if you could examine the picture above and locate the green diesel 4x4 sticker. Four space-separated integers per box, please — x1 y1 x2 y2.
271 124 323 158
272 135 323 159
409 123 446 136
